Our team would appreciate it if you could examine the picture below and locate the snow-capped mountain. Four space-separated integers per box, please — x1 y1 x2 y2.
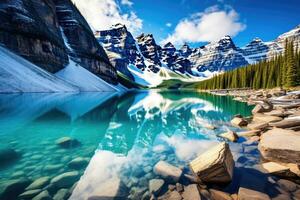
96 24 300 87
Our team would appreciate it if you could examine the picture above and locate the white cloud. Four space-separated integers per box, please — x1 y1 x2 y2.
121 0 133 7
161 5 246 45
166 23 172 27
71 0 142 33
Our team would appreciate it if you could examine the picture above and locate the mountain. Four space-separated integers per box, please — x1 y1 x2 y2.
0 0 119 93
96 24 300 87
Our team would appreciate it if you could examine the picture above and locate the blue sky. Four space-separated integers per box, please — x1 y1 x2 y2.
73 0 300 47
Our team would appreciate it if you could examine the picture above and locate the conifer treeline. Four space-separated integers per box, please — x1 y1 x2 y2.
196 41 300 90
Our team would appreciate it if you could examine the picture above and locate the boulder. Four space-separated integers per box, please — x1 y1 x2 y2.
32 190 52 200
252 104 265 114
189 142 234 183
277 179 297 192
55 137 80 149
153 161 182 183
0 148 20 168
238 130 261 137
247 122 269 130
19 189 42 199
231 117 248 127
53 189 70 200
253 114 282 123
181 184 201 200
209 189 232 200
176 183 184 192
149 179 164 195
261 162 296 177
258 129 300 164
68 157 89 170
26 177 50 190
158 190 182 200
219 131 239 142
264 110 289 117
50 171 80 188
269 119 300 128
0 178 31 200
238 187 270 200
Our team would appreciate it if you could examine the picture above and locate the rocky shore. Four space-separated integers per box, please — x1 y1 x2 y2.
145 89 300 200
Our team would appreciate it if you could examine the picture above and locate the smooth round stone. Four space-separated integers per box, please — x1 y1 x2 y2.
19 189 42 199
55 137 80 149
26 177 50 190
32 190 52 200
149 179 164 195
53 189 69 200
50 171 80 188
68 157 89 170
44 164 63 173
31 155 43 160
12 171 25 178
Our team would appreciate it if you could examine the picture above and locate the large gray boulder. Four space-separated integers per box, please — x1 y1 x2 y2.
154 161 182 183
259 128 300 164
189 142 234 183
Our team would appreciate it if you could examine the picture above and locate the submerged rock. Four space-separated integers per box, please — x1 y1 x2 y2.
55 137 80 149
154 161 182 183
50 171 80 188
189 142 234 183
26 176 50 190
53 188 70 200
0 178 31 200
0 148 20 168
19 189 42 199
149 179 164 195
68 157 89 170
259 128 300 164
32 190 52 200
219 130 239 142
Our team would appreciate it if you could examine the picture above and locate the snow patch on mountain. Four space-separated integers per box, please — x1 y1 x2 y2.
56 60 119 92
0 45 78 93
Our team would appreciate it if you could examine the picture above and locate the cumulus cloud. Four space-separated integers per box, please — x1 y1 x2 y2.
121 0 133 7
161 5 246 45
166 23 172 27
71 0 142 33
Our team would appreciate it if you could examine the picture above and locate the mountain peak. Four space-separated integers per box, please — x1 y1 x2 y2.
163 42 175 49
111 23 127 30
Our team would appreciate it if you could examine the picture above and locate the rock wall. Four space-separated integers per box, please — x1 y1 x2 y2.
54 0 118 84
0 0 68 73
0 0 118 84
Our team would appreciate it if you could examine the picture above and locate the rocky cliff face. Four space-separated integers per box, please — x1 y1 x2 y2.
54 0 117 84
0 0 118 84
0 0 68 73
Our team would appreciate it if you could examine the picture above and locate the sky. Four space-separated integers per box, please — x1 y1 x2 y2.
71 0 300 48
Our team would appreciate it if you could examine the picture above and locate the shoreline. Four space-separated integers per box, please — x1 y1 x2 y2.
148 88 300 200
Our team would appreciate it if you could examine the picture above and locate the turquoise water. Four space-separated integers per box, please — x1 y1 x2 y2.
0 91 254 199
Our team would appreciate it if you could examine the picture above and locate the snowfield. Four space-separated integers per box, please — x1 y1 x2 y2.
56 60 119 92
0 45 79 93
0 45 120 93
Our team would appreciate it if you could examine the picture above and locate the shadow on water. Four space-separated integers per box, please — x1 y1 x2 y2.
0 90 255 200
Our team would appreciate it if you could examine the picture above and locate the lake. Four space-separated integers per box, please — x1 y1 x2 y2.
0 91 255 200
